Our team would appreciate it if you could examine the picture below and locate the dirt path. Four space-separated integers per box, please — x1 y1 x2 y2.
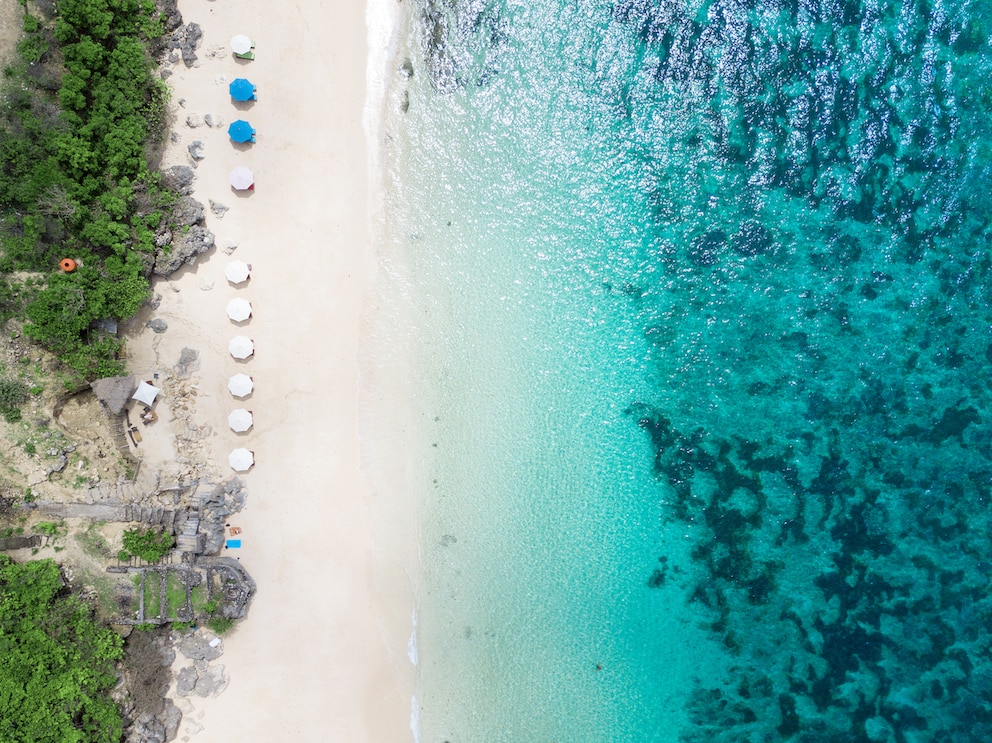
0 0 22 71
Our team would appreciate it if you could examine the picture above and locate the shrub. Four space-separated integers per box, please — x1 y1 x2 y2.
0 379 29 422
206 617 235 635
121 528 173 562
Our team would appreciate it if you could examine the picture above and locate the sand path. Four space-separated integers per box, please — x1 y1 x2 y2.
123 0 413 740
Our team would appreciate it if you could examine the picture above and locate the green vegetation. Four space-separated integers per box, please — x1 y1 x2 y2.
35 519 61 536
0 378 29 422
142 570 160 619
0 556 123 742
207 616 234 635
165 571 186 617
0 0 177 380
189 582 208 613
120 526 173 562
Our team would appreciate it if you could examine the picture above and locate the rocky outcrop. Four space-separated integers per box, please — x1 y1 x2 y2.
175 662 229 698
198 481 248 554
117 630 182 743
149 0 184 58
152 169 215 277
168 22 202 67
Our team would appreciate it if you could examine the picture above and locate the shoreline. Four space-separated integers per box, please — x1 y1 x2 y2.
123 0 416 739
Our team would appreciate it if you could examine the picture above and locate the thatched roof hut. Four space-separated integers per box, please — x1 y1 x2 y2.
90 375 137 416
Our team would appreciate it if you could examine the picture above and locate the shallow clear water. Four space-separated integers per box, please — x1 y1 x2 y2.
380 0 992 740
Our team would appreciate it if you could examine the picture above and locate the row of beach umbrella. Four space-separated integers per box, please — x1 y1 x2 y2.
228 34 258 190
222 35 258 471
227 258 254 471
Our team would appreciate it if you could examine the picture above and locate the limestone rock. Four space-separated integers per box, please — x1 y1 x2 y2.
152 224 214 276
147 319 168 334
187 141 205 161
178 634 223 662
209 200 229 218
161 166 195 196
184 114 204 128
203 113 223 128
175 666 198 697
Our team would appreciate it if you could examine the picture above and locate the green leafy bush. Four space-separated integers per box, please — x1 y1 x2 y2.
206 617 235 635
0 0 176 379
0 378 29 422
121 527 173 562
0 556 124 742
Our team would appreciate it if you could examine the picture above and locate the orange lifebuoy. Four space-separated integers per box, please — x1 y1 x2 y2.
60 258 77 273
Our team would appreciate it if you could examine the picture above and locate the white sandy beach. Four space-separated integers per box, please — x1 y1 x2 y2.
123 0 415 740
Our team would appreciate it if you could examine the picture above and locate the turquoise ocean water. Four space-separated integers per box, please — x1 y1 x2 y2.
380 1 992 740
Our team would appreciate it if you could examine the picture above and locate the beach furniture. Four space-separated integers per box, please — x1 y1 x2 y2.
228 408 253 432
225 539 242 549
229 448 254 472
228 373 254 397
132 381 161 406
229 78 257 101
231 35 254 59
228 335 254 359
230 166 254 190
225 260 251 284
226 297 252 322
228 120 256 144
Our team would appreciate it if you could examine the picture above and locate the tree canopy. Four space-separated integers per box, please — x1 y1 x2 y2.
0 556 124 742
0 0 174 379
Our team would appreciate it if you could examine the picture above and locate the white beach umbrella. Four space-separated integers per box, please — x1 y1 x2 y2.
228 336 254 359
228 447 254 472
229 166 254 190
226 297 252 322
225 260 250 284
132 381 161 407
230 35 252 54
228 408 253 432
228 373 253 397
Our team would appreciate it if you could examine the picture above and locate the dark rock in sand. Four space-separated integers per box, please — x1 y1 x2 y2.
147 319 168 334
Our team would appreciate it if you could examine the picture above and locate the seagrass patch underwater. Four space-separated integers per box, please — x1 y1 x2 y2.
393 0 992 739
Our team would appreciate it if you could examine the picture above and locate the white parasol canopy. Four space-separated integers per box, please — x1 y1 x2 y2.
228 336 254 359
228 373 253 397
229 166 254 190
225 260 250 283
230 35 252 54
132 381 161 407
228 408 253 432
226 298 252 322
228 448 254 472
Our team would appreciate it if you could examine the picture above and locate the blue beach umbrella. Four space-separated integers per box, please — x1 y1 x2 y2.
228 120 256 143
229 78 256 101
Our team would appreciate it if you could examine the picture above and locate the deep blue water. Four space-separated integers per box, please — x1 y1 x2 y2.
388 0 992 739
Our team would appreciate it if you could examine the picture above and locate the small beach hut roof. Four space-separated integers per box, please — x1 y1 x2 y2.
231 35 253 54
225 260 251 284
228 408 253 432
229 78 256 101
90 375 137 416
228 373 254 397
132 381 161 407
229 448 254 472
230 166 254 190
228 120 255 143
229 336 254 359
226 298 252 322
